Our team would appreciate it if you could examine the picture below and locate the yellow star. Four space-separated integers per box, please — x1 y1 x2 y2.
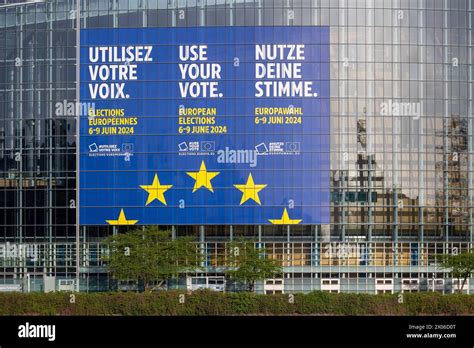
106 209 138 225
234 173 267 205
186 161 220 193
140 174 172 206
268 208 302 225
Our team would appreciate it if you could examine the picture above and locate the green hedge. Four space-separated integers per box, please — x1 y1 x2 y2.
0 291 473 316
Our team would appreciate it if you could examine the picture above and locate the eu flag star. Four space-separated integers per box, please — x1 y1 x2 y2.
234 173 267 205
269 208 301 225
105 209 138 225
140 173 172 206
186 161 220 193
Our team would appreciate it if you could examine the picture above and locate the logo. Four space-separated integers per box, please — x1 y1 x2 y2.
178 141 215 155
285 142 300 153
217 147 257 168
200 141 215 152
121 143 134 153
255 143 268 154
380 100 421 119
55 100 95 117
178 141 188 151
0 243 39 262
269 142 284 153
18 322 56 342
88 143 131 158
255 142 300 155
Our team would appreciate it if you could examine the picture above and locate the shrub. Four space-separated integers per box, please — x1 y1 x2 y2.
0 291 472 316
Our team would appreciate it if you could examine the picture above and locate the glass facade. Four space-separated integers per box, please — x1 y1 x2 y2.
0 0 472 293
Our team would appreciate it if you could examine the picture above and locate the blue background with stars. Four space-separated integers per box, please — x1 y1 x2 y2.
80 27 330 225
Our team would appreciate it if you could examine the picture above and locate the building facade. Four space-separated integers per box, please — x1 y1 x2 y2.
0 0 473 293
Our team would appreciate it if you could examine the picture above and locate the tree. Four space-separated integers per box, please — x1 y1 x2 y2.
225 239 282 292
103 227 202 292
438 249 474 293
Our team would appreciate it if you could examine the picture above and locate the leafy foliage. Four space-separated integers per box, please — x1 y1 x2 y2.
225 239 282 292
438 249 474 292
0 291 473 315
103 227 202 291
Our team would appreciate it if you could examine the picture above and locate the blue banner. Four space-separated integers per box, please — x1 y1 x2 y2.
79 27 330 225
